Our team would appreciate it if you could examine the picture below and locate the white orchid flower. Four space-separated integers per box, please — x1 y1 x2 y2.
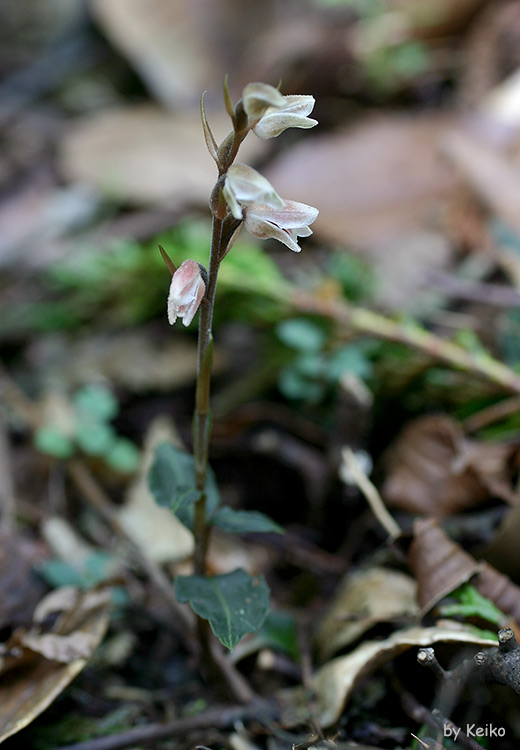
244 200 319 253
223 164 285 220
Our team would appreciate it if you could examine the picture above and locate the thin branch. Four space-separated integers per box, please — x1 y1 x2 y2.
399 688 484 750
291 290 520 395
56 701 278 750
462 395 520 433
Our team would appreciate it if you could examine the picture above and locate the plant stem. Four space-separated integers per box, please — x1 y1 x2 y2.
193 214 223 575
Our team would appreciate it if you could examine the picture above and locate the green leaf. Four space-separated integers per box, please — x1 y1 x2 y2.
105 438 140 473
439 584 504 626
75 421 115 456
232 610 299 662
148 442 220 522
148 443 199 513
326 343 372 382
212 506 283 535
34 426 75 459
278 366 325 402
276 318 326 353
175 569 270 650
74 384 119 422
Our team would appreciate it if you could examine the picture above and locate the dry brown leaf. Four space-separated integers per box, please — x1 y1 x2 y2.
0 587 110 744
409 517 479 614
59 106 265 207
442 128 520 236
264 113 456 251
315 567 418 661
481 497 520 578
20 631 99 663
90 0 221 108
0 533 46 631
281 624 496 729
409 517 520 623
33 329 225 393
382 414 516 517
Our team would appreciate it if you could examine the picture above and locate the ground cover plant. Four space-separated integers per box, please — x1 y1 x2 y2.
3 2 520 749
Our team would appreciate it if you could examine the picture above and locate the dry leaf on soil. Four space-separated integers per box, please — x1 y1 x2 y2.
59 106 265 207
481 496 520 578
281 625 496 729
0 587 110 744
0 533 47 631
409 517 520 623
32 330 225 393
263 113 456 251
315 566 418 661
90 0 222 108
382 414 517 517
441 128 520 237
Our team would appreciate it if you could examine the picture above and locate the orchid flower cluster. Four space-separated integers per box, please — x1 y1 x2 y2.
167 82 318 326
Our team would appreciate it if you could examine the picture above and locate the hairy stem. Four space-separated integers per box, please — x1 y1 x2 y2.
193 214 223 575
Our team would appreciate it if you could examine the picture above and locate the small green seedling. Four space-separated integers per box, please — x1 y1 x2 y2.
35 384 140 473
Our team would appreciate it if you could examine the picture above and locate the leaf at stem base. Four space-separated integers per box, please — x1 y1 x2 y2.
175 568 270 650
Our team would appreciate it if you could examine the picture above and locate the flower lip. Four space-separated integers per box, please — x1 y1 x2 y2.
167 259 206 326
223 164 285 220
253 95 318 139
244 200 319 253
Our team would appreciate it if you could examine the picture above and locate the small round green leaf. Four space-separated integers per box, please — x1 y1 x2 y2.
74 384 119 422
75 422 115 456
34 426 75 459
276 318 326 353
105 438 141 473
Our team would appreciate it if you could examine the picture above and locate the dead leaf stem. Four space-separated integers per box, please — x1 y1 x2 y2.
341 447 401 541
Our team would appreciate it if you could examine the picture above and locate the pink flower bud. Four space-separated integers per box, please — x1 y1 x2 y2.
167 260 206 326
244 200 319 252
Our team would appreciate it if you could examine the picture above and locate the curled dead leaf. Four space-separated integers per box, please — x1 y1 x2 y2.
409 517 478 614
382 415 516 517
20 631 99 663
281 625 496 729
0 587 111 744
315 566 418 661
409 517 520 624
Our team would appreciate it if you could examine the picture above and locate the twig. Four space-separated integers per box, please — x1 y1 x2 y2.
340 447 401 541
462 395 520 433
399 688 484 750
56 700 278 750
475 627 520 694
291 290 520 395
